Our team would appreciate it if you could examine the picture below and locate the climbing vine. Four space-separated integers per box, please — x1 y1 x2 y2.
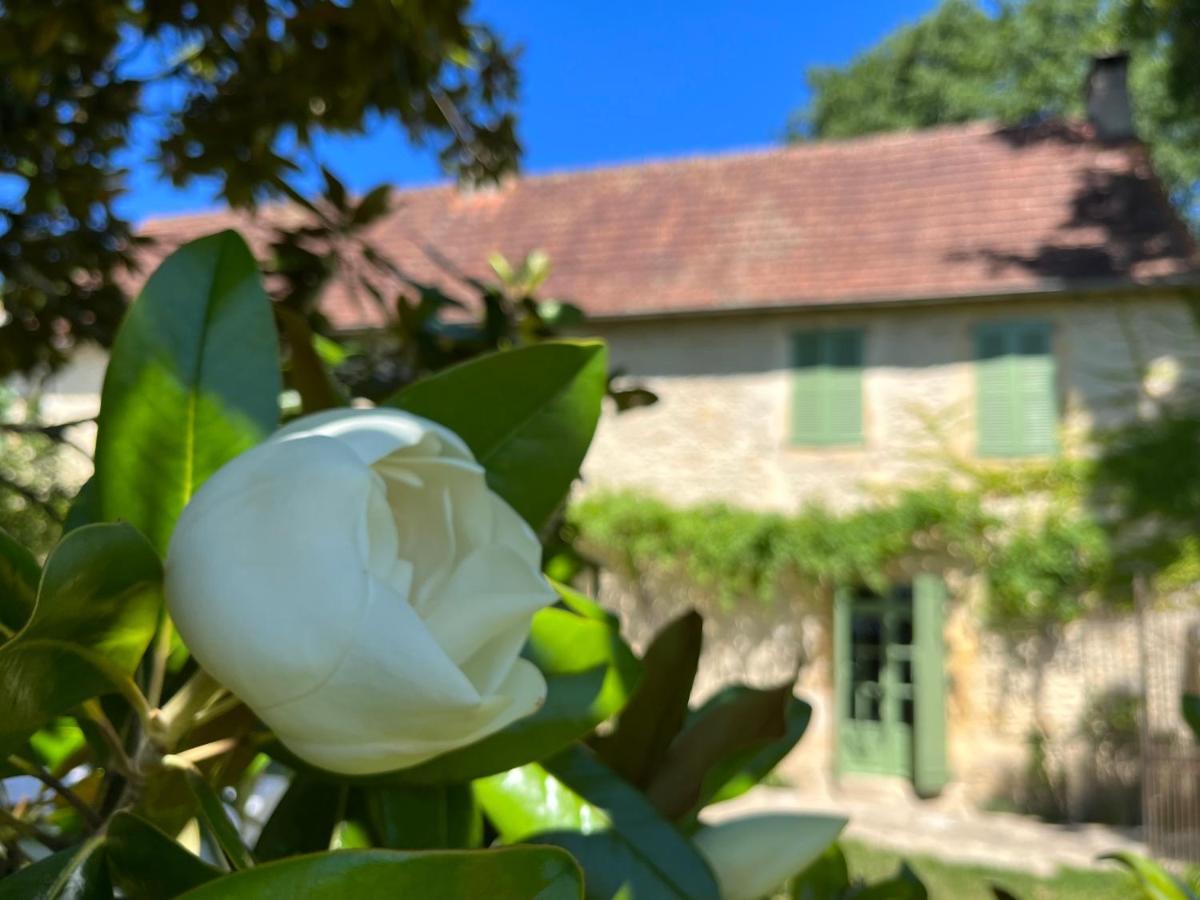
570 440 1161 630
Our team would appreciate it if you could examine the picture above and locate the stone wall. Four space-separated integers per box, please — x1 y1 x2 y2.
581 292 1200 511
596 563 1199 821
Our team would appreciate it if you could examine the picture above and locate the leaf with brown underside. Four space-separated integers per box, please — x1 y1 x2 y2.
591 610 703 788
644 681 793 821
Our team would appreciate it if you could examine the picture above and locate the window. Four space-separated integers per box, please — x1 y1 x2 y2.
974 321 1058 457
790 329 864 446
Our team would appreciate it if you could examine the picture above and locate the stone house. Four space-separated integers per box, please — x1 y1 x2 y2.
41 59 1200 817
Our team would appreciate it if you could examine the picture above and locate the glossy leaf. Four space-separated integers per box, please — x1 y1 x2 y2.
165 756 256 870
388 340 608 529
1101 852 1198 900
106 811 221 899
592 610 702 787
0 527 39 634
645 681 798 820
255 776 342 861
0 524 161 754
697 687 813 808
364 784 480 849
175 847 583 899
475 763 606 841
93 230 281 554
62 476 99 533
384 603 641 785
852 863 928 900
528 746 720 900
0 836 109 899
789 843 852 900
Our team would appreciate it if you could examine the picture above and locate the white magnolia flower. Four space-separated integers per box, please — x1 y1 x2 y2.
165 408 556 775
693 813 848 900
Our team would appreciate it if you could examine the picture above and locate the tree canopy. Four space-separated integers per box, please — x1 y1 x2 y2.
0 0 520 378
789 0 1200 227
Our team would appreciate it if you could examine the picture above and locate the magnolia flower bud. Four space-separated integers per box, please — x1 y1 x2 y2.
165 408 556 775
692 814 848 900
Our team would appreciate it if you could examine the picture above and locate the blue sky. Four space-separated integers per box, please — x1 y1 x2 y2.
120 1 938 222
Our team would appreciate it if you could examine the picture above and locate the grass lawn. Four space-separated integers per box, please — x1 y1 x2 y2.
841 838 1154 899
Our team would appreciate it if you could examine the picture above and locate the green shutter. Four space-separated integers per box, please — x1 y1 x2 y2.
912 573 949 797
1016 327 1058 455
791 329 863 446
974 322 1058 457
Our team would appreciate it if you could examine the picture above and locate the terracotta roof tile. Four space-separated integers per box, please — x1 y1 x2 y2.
138 120 1198 328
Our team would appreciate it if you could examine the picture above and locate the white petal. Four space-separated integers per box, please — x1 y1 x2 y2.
421 545 556 666
458 620 531 696
488 492 543 570
166 434 382 710
277 657 547 775
274 408 473 465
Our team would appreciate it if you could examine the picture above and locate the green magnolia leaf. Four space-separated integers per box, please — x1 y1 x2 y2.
392 603 641 784
526 746 721 900
0 836 109 899
1183 694 1200 741
364 783 480 849
1101 852 1198 900
165 756 255 870
696 687 813 809
93 230 281 554
255 776 343 861
475 762 606 841
789 843 852 900
0 524 161 754
63 475 100 534
276 306 346 413
28 718 88 773
388 340 608 530
851 863 928 900
645 681 799 820
0 527 39 634
174 847 583 899
592 610 703 788
106 811 221 899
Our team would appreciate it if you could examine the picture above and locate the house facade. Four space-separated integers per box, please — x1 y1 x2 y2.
40 63 1200 816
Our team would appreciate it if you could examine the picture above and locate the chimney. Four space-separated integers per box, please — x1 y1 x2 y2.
1086 53 1135 141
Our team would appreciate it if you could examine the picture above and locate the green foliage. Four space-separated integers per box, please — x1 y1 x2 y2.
572 486 989 608
0 525 39 636
572 448 1130 629
105 812 221 899
0 0 519 378
92 231 282 554
490 746 722 900
0 398 73 558
0 836 109 899
791 0 1200 224
389 341 609 531
983 509 1112 625
1101 851 1199 899
173 847 584 900
0 523 160 755
1089 407 1200 584
0 232 840 897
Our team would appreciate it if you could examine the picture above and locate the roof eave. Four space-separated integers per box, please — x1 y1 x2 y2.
573 272 1200 325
